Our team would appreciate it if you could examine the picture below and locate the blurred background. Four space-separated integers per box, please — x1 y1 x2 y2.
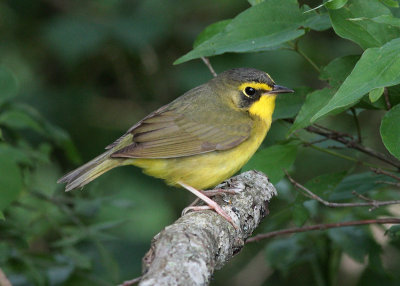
1 0 399 285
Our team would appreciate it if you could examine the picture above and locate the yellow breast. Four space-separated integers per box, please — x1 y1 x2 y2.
129 95 277 190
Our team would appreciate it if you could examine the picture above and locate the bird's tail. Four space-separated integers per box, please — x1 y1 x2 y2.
58 150 122 192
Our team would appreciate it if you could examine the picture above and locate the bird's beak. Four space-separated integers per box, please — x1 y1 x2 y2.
269 84 294 94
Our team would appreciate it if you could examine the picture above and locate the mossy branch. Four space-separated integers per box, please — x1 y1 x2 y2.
132 170 276 286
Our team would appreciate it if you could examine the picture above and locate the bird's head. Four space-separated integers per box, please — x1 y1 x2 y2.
211 67 294 120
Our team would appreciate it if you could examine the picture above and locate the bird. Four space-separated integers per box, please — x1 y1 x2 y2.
58 67 293 228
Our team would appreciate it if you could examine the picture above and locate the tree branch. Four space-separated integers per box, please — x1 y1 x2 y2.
136 171 276 286
371 167 400 182
285 170 400 210
304 124 400 170
246 218 400 243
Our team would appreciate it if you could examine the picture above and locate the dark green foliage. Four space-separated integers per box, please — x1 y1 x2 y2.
1 0 400 285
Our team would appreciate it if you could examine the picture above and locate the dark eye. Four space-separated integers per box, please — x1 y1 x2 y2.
244 87 256 97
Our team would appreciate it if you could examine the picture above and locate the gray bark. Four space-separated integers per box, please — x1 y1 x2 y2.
138 170 276 286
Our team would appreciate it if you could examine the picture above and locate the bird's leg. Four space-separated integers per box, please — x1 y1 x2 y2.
184 188 237 208
178 181 238 229
184 187 241 216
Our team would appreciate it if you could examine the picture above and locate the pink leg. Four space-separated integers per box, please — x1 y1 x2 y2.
185 188 238 210
186 188 240 209
178 181 238 229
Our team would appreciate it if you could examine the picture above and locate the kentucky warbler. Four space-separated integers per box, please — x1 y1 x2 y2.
58 68 293 227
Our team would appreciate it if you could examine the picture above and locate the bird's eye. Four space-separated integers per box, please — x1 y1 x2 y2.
244 87 256 97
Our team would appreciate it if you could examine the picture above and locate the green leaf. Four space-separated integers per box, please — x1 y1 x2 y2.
304 171 348 197
193 20 231 48
320 55 360 88
380 0 400 8
357 93 387 110
380 104 400 159
175 0 321 64
368 15 400 27
288 88 334 134
325 0 349 10
63 247 92 270
312 38 400 122
329 0 400 49
0 154 23 211
0 211 4 220
273 87 308 120
243 141 299 183
248 0 266 6
0 109 45 134
0 144 32 165
328 226 374 262
329 172 390 201
369 87 385 103
292 202 309 226
265 236 304 271
0 66 18 106
386 225 400 237
302 11 332 31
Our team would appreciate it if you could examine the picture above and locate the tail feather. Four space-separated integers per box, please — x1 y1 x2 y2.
58 151 120 192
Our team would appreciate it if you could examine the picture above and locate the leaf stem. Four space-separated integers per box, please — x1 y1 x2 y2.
383 87 392 110
291 41 321 72
201 57 217 77
350 108 362 143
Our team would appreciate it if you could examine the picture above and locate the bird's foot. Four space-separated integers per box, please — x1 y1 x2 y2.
178 182 239 229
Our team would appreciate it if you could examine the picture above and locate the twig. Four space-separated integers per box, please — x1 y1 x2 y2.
304 124 400 169
383 87 391 110
119 276 142 286
327 145 346 150
351 191 374 202
371 168 400 182
350 108 362 143
246 218 400 243
307 142 376 167
0 268 12 286
290 127 393 171
285 170 400 209
201 57 217 77
295 135 385 170
376 181 400 188
351 191 380 211
314 123 354 139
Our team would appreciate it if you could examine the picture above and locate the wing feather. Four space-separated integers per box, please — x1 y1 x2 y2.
111 85 253 158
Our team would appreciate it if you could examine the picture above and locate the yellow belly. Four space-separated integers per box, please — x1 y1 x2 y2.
126 117 270 190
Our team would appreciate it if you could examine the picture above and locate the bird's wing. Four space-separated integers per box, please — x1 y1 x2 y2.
110 89 252 159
